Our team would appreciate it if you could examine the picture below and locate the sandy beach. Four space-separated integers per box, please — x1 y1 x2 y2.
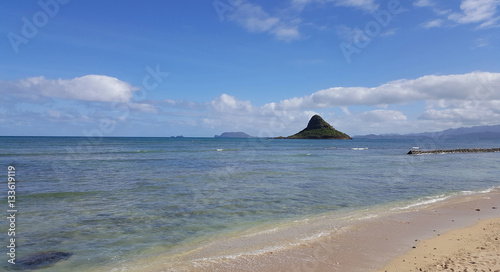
111 189 500 272
376 217 500 272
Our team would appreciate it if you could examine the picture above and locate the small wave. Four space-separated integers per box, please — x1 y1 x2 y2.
299 231 332 242
391 194 450 211
390 188 498 211
460 187 495 195
192 245 288 265
351 147 368 151
357 213 379 220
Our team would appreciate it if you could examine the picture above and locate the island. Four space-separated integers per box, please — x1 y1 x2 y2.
281 115 352 139
214 132 254 138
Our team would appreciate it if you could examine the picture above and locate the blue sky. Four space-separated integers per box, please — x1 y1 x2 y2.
1 0 500 137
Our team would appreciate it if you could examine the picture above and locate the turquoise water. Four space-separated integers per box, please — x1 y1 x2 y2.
1 136 500 271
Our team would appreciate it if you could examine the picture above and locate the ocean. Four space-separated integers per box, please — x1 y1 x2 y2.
1 136 499 271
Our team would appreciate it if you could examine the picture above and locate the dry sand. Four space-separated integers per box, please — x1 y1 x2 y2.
376 217 500 272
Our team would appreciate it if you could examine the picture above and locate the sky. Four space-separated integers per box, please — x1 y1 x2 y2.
1 0 500 137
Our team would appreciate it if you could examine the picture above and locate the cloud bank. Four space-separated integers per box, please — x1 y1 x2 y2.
198 71 500 136
269 71 500 110
2 72 500 136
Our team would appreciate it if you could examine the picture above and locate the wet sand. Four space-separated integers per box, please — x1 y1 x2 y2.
112 190 500 272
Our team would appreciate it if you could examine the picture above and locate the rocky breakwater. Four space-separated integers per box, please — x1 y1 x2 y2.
408 148 500 155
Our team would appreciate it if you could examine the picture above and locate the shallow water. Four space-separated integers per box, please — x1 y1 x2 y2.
1 136 499 271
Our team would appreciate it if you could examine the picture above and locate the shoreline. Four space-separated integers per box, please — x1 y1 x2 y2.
108 188 500 272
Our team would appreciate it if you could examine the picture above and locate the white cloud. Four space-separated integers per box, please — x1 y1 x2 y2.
414 0 435 8
265 72 500 110
1 75 139 103
332 0 378 11
419 100 500 126
227 2 301 41
290 0 378 11
420 19 444 28
225 0 380 42
358 110 407 122
210 93 255 113
473 36 491 48
229 3 279 32
163 99 205 110
290 0 313 11
127 103 158 113
381 28 398 37
335 25 365 43
0 75 160 136
448 0 500 27
272 25 301 41
46 109 62 119
333 109 412 135
417 0 500 28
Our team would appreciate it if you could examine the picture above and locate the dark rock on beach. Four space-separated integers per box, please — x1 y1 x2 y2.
13 251 72 270
285 115 352 140
408 148 500 155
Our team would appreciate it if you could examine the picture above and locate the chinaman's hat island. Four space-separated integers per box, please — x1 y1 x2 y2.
273 114 352 140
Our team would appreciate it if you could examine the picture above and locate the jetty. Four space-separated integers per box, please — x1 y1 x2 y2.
408 148 500 155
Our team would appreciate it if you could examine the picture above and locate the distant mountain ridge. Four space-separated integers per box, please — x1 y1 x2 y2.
356 124 500 139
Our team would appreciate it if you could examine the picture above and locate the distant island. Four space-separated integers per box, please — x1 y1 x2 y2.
214 132 255 138
276 115 351 140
